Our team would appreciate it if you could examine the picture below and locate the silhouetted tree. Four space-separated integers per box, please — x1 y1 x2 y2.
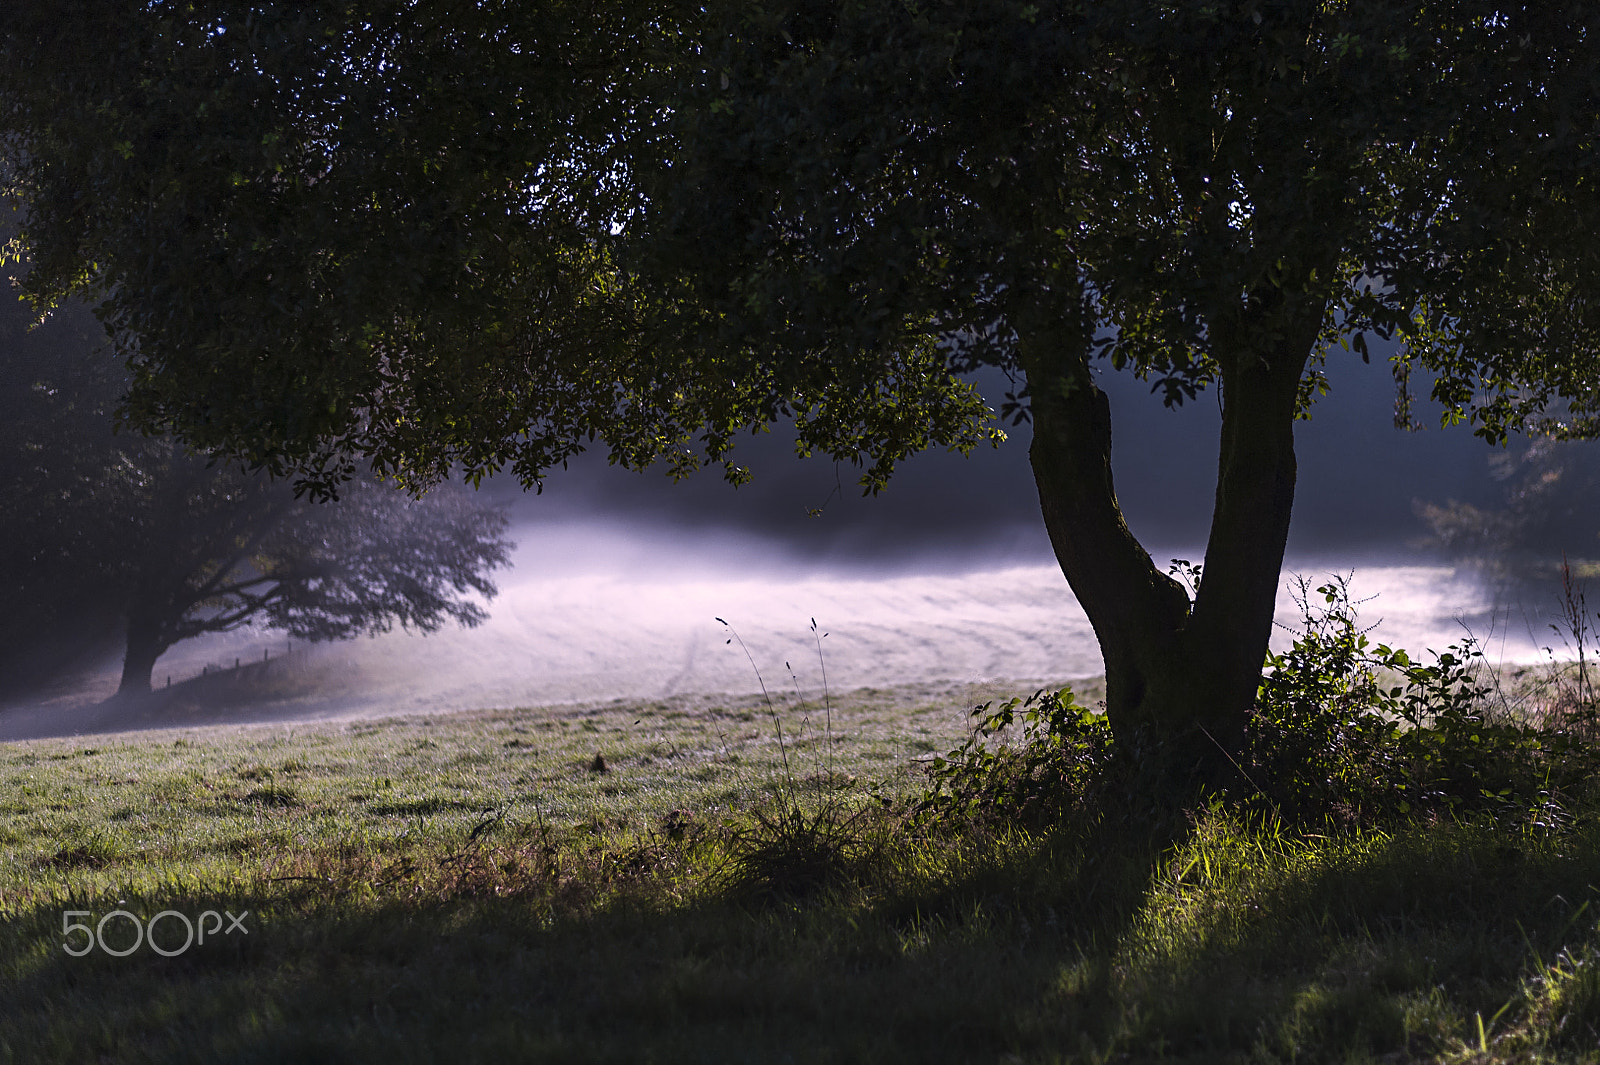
0 287 512 697
107 448 510 695
1417 435 1600 589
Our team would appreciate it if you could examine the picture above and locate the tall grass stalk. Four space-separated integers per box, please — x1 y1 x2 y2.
813 617 835 780
1554 555 1595 716
716 614 875 896
716 616 794 792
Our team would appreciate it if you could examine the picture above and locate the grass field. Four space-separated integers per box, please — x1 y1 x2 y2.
4 675 1600 1063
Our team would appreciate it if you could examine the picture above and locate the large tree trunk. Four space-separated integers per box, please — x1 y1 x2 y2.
1023 297 1322 790
117 613 167 697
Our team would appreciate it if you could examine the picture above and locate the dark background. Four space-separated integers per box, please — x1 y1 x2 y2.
493 339 1510 570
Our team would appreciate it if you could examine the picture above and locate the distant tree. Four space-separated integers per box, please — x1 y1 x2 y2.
1417 435 1600 589
6 2 1600 788
0 287 513 697
104 448 511 696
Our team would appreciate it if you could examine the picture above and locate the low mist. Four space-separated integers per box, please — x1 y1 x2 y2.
0 525 1551 742
3 336 1594 741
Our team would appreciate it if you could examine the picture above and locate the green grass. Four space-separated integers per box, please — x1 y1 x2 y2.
4 677 1600 1062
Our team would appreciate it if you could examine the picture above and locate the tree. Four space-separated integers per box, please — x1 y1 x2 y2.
1417 434 1600 588
103 451 512 696
0 285 513 697
0 0 992 497
4 1 1600 786
642 1 1600 784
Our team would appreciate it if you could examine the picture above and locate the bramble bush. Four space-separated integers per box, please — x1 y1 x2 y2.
1245 576 1572 825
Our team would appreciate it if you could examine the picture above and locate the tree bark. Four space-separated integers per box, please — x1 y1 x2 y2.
117 612 168 697
1022 342 1191 750
1182 300 1324 758
1024 297 1322 790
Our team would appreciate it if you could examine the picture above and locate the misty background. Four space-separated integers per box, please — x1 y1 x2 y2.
8 289 1593 743
496 345 1499 566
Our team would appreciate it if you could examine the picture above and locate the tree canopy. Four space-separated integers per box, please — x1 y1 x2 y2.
0 0 995 498
5 0 1599 787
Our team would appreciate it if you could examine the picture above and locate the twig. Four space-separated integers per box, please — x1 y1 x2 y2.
1197 724 1282 822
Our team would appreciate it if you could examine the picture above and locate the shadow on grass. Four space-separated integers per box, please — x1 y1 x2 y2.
0 812 1167 1065
4 815 1599 1062
1107 817 1600 1061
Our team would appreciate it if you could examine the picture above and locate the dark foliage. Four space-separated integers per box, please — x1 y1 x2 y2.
1416 434 1600 589
921 687 1117 828
1243 577 1572 824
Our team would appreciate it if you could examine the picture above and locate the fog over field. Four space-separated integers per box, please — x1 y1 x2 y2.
4 343 1576 740
167 530 1534 709
0 523 1533 741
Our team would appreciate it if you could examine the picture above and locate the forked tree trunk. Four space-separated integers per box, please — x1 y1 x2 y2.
1023 298 1322 790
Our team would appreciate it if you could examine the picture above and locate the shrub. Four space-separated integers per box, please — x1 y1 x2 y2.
923 575 1600 829
920 687 1115 827
1246 575 1600 825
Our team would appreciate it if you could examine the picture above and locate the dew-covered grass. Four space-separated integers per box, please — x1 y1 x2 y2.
4 675 1600 1063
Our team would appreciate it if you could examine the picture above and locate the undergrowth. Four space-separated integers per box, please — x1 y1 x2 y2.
923 567 1600 835
713 616 897 898
1244 575 1599 826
